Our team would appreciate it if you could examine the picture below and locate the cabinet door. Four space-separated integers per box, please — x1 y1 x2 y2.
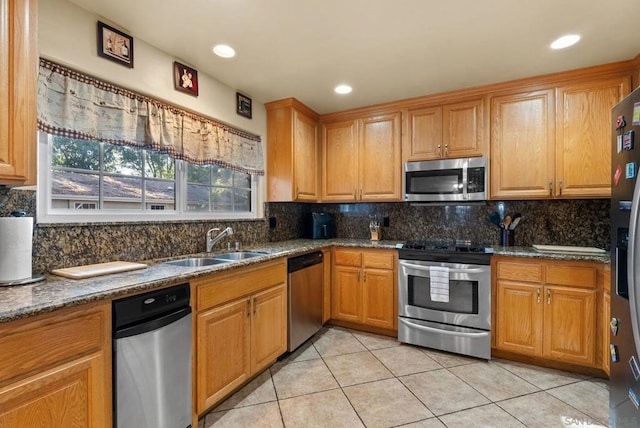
0 0 37 185
331 265 361 323
0 352 108 428
251 283 287 374
603 291 611 374
197 298 251 413
293 109 319 201
322 120 358 201
555 77 630 198
490 90 555 199
443 99 484 158
543 286 596 366
404 106 443 161
362 268 395 329
495 281 543 356
359 112 402 201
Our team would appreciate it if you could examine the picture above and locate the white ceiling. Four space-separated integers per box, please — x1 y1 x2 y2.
68 0 640 114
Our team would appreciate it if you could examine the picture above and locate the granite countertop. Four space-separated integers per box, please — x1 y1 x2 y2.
0 238 609 324
492 246 611 263
0 239 402 323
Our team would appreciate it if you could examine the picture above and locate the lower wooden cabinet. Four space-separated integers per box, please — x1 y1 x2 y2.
331 248 397 331
193 259 287 414
603 291 611 375
494 256 602 369
0 302 111 428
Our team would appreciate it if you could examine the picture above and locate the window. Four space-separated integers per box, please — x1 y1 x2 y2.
38 134 259 223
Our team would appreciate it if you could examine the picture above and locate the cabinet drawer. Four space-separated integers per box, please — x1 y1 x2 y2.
496 261 542 282
546 265 597 289
196 259 287 310
0 303 107 385
362 250 395 270
333 249 362 267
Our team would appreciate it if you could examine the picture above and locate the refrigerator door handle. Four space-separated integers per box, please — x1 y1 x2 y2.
627 175 640 359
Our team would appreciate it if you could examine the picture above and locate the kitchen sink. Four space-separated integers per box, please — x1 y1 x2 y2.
163 257 230 267
213 251 267 261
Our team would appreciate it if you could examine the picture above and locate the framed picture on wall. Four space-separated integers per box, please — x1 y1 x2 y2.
97 21 134 68
173 61 199 97
237 92 252 119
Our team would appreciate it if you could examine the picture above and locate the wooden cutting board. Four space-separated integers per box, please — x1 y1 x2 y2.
52 261 147 279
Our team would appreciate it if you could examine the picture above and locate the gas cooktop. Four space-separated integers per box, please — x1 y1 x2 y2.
399 239 493 264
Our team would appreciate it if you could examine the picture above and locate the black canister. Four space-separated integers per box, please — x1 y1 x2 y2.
500 229 515 246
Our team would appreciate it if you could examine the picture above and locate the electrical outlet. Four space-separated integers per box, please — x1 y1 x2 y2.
269 217 276 229
383 216 390 227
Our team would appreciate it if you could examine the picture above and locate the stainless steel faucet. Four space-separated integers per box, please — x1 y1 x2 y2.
206 227 234 252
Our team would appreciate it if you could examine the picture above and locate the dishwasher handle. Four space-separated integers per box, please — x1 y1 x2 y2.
288 251 323 273
115 306 191 339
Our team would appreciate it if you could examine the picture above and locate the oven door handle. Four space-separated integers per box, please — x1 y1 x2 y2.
399 261 487 275
399 318 489 338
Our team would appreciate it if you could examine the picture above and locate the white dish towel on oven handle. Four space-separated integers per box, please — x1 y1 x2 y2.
429 266 450 303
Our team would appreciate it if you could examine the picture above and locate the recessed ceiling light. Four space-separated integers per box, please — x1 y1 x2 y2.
334 84 352 95
551 34 581 50
213 44 236 58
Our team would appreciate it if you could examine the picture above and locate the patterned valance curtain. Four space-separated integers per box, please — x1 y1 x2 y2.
37 58 264 175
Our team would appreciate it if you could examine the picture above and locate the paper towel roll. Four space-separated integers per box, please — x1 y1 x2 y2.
0 217 33 281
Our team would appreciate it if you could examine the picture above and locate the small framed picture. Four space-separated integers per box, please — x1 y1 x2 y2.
174 61 199 97
97 21 133 68
237 93 252 119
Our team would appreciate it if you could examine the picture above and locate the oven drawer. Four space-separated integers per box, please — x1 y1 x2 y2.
398 317 490 360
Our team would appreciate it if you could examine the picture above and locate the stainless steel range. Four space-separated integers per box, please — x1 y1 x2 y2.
398 240 492 359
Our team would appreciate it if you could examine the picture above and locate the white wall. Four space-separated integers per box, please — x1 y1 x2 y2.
38 0 266 138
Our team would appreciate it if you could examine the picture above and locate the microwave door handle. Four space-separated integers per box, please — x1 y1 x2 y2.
399 318 488 338
462 165 468 200
399 261 486 275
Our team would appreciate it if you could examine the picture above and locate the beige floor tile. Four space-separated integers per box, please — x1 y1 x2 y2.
589 377 610 390
400 369 490 416
494 359 589 390
396 418 446 428
198 418 204 428
420 347 480 367
270 359 339 399
214 370 277 411
324 351 393 387
312 327 367 357
439 403 526 428
279 389 364 428
280 341 321 363
344 378 433 427
352 330 401 350
449 361 539 401
547 380 610 425
373 344 442 376
498 391 601 428
204 402 283 428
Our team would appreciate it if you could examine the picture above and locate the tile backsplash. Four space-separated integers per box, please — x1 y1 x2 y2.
0 188 611 273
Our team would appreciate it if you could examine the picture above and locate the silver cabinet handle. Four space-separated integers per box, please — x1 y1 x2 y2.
546 288 551 305
548 180 553 196
559 180 563 195
444 144 448 157
246 298 251 317
537 288 540 304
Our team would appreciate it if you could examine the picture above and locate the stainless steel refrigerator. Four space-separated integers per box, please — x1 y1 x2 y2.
611 85 640 427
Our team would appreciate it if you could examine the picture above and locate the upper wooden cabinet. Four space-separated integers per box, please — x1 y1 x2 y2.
555 77 630 198
490 89 556 199
322 111 402 202
0 0 37 185
265 98 320 202
491 75 630 199
404 98 485 162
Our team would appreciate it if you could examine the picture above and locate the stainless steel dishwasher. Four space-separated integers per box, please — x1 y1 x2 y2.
113 283 192 428
288 251 324 351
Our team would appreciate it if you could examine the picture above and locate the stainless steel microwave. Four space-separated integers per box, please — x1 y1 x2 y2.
404 156 488 202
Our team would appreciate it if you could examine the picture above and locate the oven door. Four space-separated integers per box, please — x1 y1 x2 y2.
398 259 491 331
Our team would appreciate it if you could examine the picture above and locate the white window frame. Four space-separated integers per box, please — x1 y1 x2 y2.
37 132 264 224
